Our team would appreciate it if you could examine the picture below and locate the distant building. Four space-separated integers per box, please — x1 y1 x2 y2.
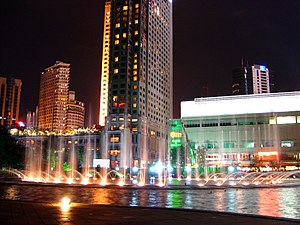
0 76 22 127
37 61 70 132
232 62 275 95
37 62 85 132
66 91 85 130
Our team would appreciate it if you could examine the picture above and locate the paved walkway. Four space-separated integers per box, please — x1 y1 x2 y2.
0 200 299 225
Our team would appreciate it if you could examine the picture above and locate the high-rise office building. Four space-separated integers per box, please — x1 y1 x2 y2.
66 91 85 130
37 61 70 132
0 76 22 126
232 62 275 95
99 0 173 168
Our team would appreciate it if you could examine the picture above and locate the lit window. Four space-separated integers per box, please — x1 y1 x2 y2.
135 4 139 8
115 34 119 39
115 40 119 45
115 23 120 28
132 127 138 132
281 141 294 148
133 103 137 108
134 30 138 35
133 70 137 75
269 117 276 124
123 33 127 38
119 102 126 107
115 57 119 62
277 116 296 124
133 85 138 90
133 64 138 69
134 20 138 24
134 41 138 46
242 142 254 148
133 76 137 81
114 69 119 74
123 6 128 10
110 136 120 143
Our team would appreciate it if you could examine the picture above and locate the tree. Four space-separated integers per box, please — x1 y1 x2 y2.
0 126 25 169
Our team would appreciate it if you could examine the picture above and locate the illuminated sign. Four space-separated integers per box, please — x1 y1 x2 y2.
93 159 110 168
170 131 182 138
258 151 278 157
260 65 266 71
171 139 181 147
171 120 182 131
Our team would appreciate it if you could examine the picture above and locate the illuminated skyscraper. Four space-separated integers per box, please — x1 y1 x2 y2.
37 61 70 132
232 62 275 95
66 91 85 130
99 0 173 168
0 76 22 126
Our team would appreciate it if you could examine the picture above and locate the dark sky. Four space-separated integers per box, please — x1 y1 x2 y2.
1 0 300 125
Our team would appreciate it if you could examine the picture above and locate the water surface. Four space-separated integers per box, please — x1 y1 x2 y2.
1 184 300 220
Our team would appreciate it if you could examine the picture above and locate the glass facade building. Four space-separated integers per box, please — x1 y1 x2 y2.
169 92 300 172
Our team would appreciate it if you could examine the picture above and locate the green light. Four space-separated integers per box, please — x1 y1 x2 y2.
171 139 181 147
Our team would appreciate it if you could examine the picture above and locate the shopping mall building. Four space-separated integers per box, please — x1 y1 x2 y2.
168 91 300 171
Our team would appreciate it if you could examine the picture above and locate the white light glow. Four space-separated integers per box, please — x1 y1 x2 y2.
181 92 300 118
61 197 71 212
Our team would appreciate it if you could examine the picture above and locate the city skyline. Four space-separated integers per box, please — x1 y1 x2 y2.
1 0 300 124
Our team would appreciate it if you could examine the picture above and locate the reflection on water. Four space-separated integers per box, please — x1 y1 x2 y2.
1 184 300 220
3 186 20 200
258 188 280 217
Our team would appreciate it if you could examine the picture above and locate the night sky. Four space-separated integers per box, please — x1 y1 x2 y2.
1 0 300 125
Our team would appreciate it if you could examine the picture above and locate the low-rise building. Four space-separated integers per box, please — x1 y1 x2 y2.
168 91 300 172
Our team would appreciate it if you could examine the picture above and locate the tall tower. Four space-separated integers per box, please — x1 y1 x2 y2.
0 76 22 127
232 62 275 95
252 64 273 94
99 0 173 169
37 61 70 132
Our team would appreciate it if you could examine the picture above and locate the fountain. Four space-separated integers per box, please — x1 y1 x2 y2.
2 131 300 189
1 117 300 189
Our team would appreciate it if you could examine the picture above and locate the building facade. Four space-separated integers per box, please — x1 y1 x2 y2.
0 76 22 126
37 61 70 132
66 91 85 130
232 63 275 95
99 0 173 169
169 92 300 174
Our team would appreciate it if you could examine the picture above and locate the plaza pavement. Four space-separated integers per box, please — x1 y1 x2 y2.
0 199 299 225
